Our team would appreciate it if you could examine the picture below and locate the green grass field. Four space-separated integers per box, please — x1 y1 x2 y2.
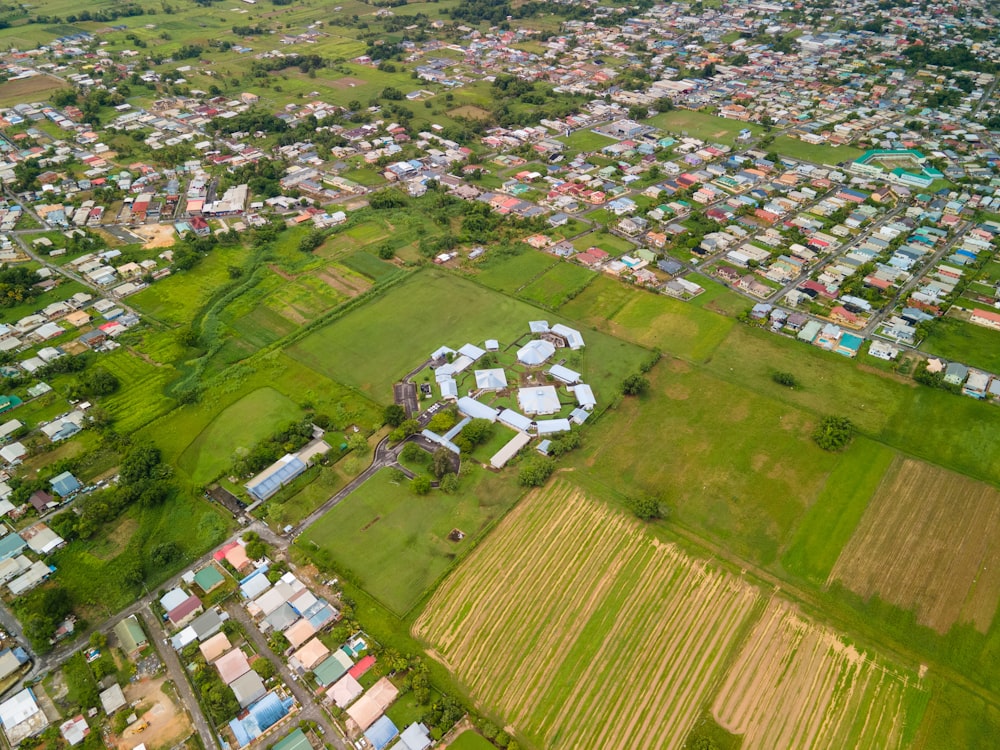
448 732 495 750
647 110 763 146
781 438 895 583
178 387 301 485
297 467 523 614
557 129 617 152
286 269 651 406
772 135 864 165
517 261 595 309
475 250 557 294
923 315 1000 374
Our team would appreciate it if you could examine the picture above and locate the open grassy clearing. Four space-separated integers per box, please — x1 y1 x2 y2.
712 598 927 750
516 261 595 308
771 135 864 165
178 387 301 485
447 732 494 750
297 466 524 615
568 358 839 565
0 74 68 106
647 110 763 146
415 480 761 750
781 438 895 584
556 129 617 152
912 681 1000 750
97 347 181 433
473 250 557 294
830 457 1000 634
286 269 650 406
923 315 1000 374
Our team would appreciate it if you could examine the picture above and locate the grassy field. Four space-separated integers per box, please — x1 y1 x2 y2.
923 315 1000 374
772 135 864 165
286 269 651 406
781 438 895 584
647 110 763 146
568 358 840 565
830 457 1000 634
0 74 68 106
517 262 595 309
448 732 494 750
474 250 557 294
296 467 523 615
556 129 617 152
178 387 301 485
51 490 233 618
415 480 762 749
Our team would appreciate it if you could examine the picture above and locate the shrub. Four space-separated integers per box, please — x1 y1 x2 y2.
812 416 855 452
772 371 798 388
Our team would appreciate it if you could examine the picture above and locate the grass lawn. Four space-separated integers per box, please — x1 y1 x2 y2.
557 129 616 152
780 438 895 583
684 274 751 317
647 110 763 146
570 231 635 255
286 269 652 406
475 250 557 294
771 135 864 165
296 467 524 615
340 251 400 283
517 262 595 309
448 733 494 750
923 315 1000 374
97 347 182 434
257 463 353 528
178 387 302 485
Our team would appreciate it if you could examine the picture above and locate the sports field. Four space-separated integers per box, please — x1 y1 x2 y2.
771 135 864 165
416 480 761 749
830 458 1000 634
712 599 927 750
647 110 763 146
286 269 651 405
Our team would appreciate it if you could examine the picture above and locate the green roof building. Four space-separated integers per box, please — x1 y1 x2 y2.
113 615 147 657
273 729 312 750
193 565 226 593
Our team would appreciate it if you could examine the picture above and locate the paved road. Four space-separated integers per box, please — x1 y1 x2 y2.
224 602 344 750
141 606 220 750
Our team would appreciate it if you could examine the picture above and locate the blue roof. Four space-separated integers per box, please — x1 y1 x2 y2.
229 693 294 747
246 456 307 501
364 716 399 750
0 534 26 561
50 471 81 497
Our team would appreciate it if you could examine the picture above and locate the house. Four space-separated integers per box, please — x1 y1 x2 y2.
59 716 89 746
868 340 899 361
49 471 81 497
970 309 1000 331
113 615 148 658
0 689 48 744
517 339 556 366
517 386 561 416
99 684 127 715
245 454 308 502
944 362 969 386
963 370 990 399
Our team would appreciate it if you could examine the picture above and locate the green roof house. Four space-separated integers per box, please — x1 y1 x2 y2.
113 615 148 658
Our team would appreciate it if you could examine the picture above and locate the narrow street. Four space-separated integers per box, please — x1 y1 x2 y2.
223 602 345 750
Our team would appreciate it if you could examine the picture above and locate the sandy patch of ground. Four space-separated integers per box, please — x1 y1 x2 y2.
116 677 192 750
132 224 177 249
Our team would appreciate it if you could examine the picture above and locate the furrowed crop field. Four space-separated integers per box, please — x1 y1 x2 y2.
415 480 761 750
829 458 1000 634
712 599 927 750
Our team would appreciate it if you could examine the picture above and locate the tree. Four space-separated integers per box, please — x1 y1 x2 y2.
150 542 181 568
518 457 554 487
431 447 454 478
411 475 432 495
812 416 855 452
252 658 276 679
381 86 404 100
461 418 493 446
400 442 426 464
772 371 798 388
383 404 405 427
245 540 266 561
621 373 650 396
439 473 460 493
627 493 662 521
347 433 369 453
427 411 456 433
376 243 395 259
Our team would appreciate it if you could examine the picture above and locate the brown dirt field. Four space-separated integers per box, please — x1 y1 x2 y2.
415 480 759 750
0 75 68 107
829 457 1000 633
328 76 367 89
132 224 177 249
712 598 921 750
116 677 192 750
448 105 492 121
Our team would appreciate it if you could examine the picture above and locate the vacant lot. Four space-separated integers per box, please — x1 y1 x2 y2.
448 105 491 120
117 677 192 750
771 135 864 165
0 75 68 106
297 467 523 615
178 387 301 485
286 269 650 405
830 458 1000 634
567 358 840 565
415 480 760 750
923 315 1000 374
712 599 927 750
517 261 594 308
475 250 556 294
